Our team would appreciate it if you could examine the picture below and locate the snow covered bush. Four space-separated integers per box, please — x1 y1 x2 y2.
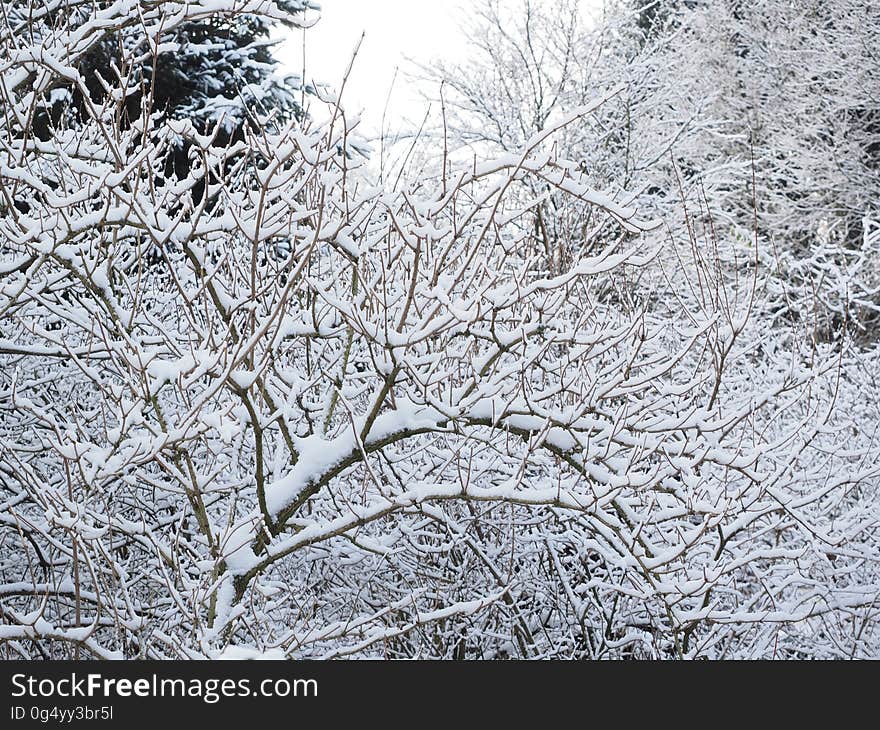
1 1 878 659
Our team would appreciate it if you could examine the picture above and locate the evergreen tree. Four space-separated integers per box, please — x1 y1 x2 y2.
31 1 317 169
140 2 317 132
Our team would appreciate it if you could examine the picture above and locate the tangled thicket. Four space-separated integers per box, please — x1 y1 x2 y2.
1 0 879 659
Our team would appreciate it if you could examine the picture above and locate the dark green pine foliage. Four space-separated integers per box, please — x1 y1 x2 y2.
143 2 318 134
7 1 320 242
141 1 319 180
30 1 318 170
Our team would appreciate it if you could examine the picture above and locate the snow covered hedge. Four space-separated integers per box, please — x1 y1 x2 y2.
1 1 878 659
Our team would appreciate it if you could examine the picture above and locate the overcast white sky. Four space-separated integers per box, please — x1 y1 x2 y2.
276 1 474 137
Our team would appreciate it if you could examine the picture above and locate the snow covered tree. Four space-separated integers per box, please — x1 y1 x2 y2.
1 0 879 660
640 0 880 340
11 0 317 184
427 0 880 340
137 1 316 128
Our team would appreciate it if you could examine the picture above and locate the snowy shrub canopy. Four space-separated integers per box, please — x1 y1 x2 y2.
0 0 878 659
